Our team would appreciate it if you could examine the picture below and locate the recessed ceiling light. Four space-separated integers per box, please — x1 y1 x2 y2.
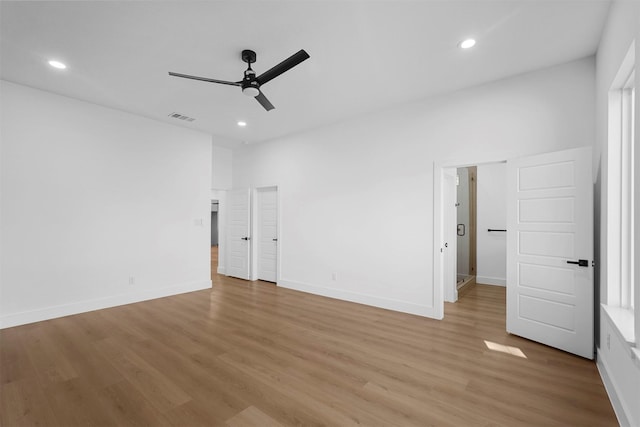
459 39 476 49
48 60 67 69
237 121 247 127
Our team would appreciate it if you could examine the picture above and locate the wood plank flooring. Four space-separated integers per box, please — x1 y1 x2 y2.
211 245 219 280
1 263 617 426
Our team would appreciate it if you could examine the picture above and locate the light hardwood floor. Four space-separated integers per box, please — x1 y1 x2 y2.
211 245 219 280
1 256 616 426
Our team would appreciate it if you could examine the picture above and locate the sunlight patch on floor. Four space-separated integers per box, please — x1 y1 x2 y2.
484 340 527 358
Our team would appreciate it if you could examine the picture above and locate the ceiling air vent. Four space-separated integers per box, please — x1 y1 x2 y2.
168 112 195 122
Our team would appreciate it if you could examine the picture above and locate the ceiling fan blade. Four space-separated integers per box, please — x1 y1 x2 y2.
256 49 310 86
168 72 241 86
255 91 275 111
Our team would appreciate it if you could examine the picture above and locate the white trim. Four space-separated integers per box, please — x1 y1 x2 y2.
0 280 211 329
279 278 440 319
602 304 636 345
597 349 632 427
607 88 623 306
476 276 506 286
433 162 445 317
217 266 226 275
250 187 258 281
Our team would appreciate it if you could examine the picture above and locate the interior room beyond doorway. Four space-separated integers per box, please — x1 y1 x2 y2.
211 199 219 280
442 161 508 305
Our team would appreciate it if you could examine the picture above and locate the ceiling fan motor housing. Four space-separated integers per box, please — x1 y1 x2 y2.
241 77 260 97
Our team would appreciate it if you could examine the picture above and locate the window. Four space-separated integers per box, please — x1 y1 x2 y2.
606 41 636 343
619 71 635 311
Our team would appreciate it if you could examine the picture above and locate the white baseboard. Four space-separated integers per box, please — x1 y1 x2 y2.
597 349 631 427
0 279 212 329
217 266 226 275
476 276 506 286
278 278 440 319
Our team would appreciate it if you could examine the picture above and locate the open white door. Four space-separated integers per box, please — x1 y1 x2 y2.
443 169 458 302
507 147 593 359
226 189 251 280
257 187 278 282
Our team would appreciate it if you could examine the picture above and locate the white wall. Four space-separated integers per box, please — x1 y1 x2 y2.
212 144 232 190
476 162 507 286
233 57 595 318
594 1 640 426
456 167 470 277
0 81 212 328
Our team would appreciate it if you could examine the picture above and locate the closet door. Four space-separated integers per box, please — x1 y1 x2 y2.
226 189 251 280
257 187 278 282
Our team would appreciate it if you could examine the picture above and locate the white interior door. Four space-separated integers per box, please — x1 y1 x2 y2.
257 187 278 282
506 147 593 359
443 169 458 302
226 189 251 280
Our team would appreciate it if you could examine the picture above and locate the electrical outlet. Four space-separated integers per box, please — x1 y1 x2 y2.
129 276 135 285
331 272 337 281
194 218 203 226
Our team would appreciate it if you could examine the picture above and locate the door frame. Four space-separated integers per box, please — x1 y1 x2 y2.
251 186 280 283
211 190 226 276
433 159 505 317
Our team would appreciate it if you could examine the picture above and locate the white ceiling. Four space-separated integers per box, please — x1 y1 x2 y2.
1 1 610 147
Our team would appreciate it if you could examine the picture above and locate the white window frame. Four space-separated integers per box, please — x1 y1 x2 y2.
620 70 635 311
606 41 637 346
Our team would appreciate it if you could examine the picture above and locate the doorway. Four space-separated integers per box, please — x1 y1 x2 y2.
211 199 219 279
436 161 507 306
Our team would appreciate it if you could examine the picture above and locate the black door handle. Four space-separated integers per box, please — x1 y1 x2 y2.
272 238 278 242
241 237 250 241
567 259 588 267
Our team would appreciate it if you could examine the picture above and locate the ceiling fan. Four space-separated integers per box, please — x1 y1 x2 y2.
169 49 310 111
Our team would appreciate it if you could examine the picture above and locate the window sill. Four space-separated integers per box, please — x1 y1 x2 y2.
602 304 635 345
